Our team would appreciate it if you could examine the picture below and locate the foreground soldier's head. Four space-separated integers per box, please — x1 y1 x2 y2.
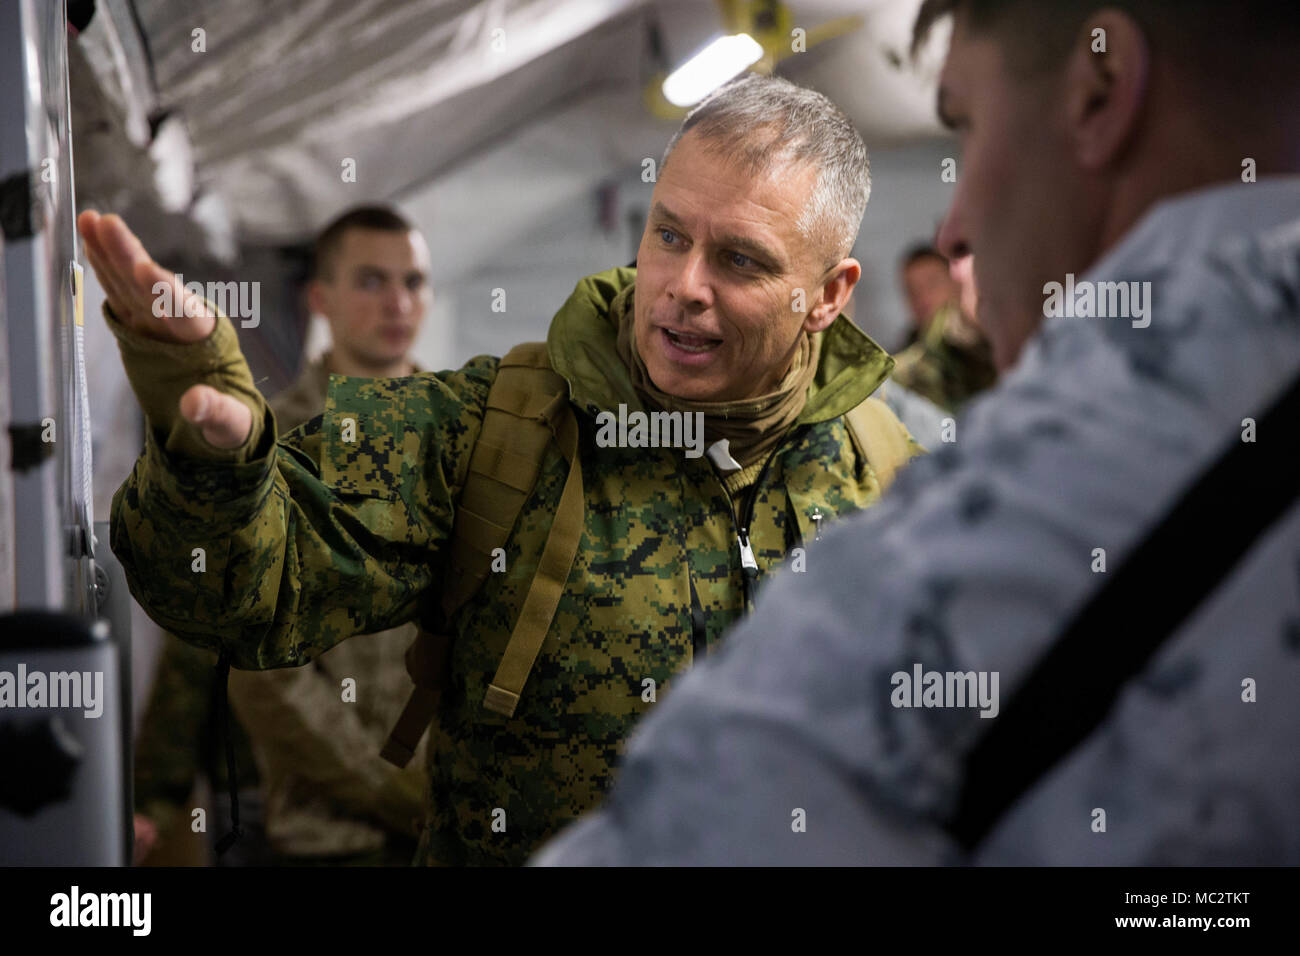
915 0 1300 370
634 74 870 403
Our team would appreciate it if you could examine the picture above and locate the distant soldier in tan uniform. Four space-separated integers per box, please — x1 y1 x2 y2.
227 206 433 866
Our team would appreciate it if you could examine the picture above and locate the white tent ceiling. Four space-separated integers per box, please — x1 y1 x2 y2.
76 0 948 252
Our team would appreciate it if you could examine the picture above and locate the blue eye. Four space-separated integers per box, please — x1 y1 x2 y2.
729 252 754 269
660 228 676 244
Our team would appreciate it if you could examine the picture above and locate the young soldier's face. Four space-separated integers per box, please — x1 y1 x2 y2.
312 228 431 369
635 130 856 403
902 257 956 330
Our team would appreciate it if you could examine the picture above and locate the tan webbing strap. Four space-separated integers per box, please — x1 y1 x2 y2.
845 393 914 492
381 342 572 765
379 628 454 767
379 687 438 766
441 344 566 616
482 405 585 717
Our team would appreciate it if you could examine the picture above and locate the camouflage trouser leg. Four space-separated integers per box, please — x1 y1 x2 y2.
271 837 417 867
414 817 448 866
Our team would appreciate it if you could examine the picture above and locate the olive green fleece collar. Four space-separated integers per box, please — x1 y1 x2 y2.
546 267 894 425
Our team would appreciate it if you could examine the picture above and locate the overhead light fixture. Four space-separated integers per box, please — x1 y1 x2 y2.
661 33 764 108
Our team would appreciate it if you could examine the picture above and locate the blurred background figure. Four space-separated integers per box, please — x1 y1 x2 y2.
897 243 957 347
133 206 431 866
891 246 996 413
225 206 431 867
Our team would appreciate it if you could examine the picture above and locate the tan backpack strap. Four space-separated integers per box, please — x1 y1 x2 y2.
379 685 437 767
380 624 455 767
482 403 584 717
381 343 570 765
441 343 566 617
845 391 915 492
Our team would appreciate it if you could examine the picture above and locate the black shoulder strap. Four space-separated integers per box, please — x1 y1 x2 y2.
947 367 1300 851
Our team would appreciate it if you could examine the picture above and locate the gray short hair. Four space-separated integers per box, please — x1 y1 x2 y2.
661 73 870 266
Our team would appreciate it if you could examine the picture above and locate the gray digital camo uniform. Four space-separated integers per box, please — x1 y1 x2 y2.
536 178 1300 865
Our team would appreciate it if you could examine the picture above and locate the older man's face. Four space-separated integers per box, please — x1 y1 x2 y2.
634 129 843 403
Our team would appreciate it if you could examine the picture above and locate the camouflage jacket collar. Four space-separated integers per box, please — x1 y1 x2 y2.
546 266 894 425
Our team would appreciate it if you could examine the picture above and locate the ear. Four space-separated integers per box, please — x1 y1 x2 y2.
804 258 861 333
305 278 330 319
1065 11 1150 170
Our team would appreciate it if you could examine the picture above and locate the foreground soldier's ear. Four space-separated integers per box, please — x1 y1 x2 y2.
1066 10 1151 171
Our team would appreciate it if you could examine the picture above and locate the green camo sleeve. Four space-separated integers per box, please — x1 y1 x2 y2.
110 338 497 669
104 302 271 461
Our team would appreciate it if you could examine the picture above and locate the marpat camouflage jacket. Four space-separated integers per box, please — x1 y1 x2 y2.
109 266 909 864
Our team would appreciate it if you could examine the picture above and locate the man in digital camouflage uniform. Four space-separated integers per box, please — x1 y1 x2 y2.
81 74 919 865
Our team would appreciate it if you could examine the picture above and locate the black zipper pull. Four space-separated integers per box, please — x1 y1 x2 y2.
688 574 708 661
737 529 759 610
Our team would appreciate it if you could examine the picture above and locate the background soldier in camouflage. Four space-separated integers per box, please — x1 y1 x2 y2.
225 206 433 867
892 246 996 412
134 206 432 867
82 74 918 865
896 243 958 350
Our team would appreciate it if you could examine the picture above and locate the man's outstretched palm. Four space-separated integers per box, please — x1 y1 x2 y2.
78 210 253 449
